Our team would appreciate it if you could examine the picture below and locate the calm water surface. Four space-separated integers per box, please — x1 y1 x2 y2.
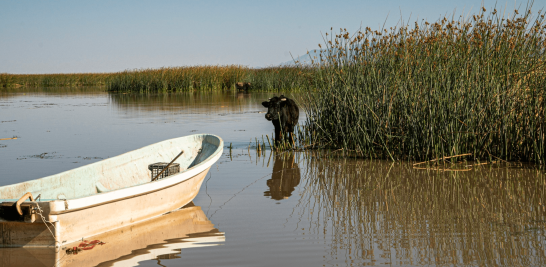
1 88 545 267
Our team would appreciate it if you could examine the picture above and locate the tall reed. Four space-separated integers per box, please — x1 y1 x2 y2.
300 4 546 163
247 66 313 91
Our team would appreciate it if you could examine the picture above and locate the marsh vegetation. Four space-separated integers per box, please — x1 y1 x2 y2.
299 5 546 164
0 66 313 92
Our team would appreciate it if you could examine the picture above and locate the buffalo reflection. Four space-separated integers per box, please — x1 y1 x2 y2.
237 91 251 100
264 153 301 200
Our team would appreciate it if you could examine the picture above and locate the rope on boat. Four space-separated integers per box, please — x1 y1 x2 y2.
36 206 106 255
65 240 106 254
12 193 57 247
34 205 61 248
32 198 105 266
14 194 67 267
208 167 300 218
79 240 105 250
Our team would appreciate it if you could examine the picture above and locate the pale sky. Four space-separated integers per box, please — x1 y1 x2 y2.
0 0 540 74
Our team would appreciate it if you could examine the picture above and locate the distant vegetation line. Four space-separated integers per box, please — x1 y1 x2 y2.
0 66 314 92
297 4 546 164
0 72 114 88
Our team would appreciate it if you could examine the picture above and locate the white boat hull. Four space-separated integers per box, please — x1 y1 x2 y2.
0 134 223 248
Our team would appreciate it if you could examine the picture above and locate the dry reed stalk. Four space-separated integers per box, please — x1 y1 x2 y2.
413 153 473 166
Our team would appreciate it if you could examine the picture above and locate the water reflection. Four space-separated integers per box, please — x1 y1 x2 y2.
4 87 546 266
0 203 224 267
237 91 251 100
108 91 261 114
264 153 301 200
297 156 546 266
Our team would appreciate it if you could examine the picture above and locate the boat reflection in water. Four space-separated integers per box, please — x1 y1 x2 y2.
264 153 301 200
0 203 224 267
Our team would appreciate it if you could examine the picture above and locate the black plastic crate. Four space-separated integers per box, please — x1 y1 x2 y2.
148 162 180 180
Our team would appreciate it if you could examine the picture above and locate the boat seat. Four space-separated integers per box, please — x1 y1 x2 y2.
96 182 109 193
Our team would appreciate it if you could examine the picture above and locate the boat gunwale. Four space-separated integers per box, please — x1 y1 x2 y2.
48 168 209 215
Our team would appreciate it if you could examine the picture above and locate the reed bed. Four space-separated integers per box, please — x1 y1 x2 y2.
0 73 114 87
300 5 546 164
1 66 313 92
246 66 313 91
107 65 313 92
106 66 248 92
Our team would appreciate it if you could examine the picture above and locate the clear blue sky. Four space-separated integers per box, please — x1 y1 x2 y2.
0 0 540 74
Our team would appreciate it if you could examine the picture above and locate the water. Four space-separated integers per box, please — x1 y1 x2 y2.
1 87 545 267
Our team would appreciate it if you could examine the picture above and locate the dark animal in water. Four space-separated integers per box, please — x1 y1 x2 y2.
235 82 251 90
261 95 299 145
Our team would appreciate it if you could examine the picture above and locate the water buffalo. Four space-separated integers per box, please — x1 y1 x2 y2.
235 82 251 91
262 95 299 145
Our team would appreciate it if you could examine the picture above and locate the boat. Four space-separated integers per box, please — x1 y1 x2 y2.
0 134 223 248
0 203 224 267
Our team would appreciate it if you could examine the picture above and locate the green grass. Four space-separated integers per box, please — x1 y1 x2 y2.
299 4 546 164
1 65 314 92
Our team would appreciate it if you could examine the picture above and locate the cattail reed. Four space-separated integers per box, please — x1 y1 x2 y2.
300 4 546 164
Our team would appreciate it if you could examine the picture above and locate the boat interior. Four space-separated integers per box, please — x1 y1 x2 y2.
0 134 221 202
